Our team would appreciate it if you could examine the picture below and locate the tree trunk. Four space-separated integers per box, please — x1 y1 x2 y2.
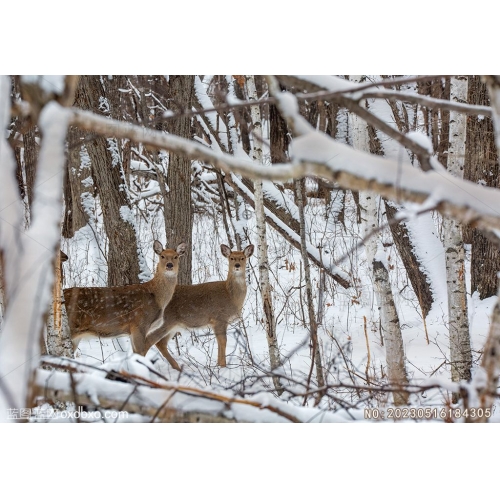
417 77 450 166
443 76 472 389
73 76 141 286
23 127 38 211
165 75 194 285
372 83 435 318
62 126 92 238
350 76 408 405
246 75 283 394
269 84 290 164
384 201 433 318
467 284 500 422
295 177 325 402
373 258 410 405
45 250 73 357
464 76 500 299
466 75 500 420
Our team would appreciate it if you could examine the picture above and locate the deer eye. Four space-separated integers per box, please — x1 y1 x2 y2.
161 256 165 259
174 256 178 259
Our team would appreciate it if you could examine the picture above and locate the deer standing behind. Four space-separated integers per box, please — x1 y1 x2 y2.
146 244 254 370
64 241 186 356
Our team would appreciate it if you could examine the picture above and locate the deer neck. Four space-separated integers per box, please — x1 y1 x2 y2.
149 272 177 308
225 272 247 308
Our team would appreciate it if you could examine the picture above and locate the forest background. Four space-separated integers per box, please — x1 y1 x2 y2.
0 2 496 499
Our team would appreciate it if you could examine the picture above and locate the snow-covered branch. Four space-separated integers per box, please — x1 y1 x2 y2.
0 99 69 420
66 104 500 236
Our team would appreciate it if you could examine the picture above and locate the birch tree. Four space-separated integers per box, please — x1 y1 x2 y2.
443 76 472 391
6 74 500 422
245 75 283 393
295 177 325 400
349 76 409 405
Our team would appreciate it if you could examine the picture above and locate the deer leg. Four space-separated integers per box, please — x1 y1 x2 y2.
130 326 147 356
155 337 181 371
213 323 227 367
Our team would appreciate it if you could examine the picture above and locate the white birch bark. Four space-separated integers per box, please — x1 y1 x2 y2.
443 76 472 386
245 75 283 393
372 257 409 405
0 85 69 420
349 76 408 405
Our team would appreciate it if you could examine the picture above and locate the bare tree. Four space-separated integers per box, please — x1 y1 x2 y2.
295 177 325 401
349 75 409 405
62 126 92 238
443 76 472 390
464 75 500 299
44 250 73 357
73 76 142 286
246 75 283 393
164 75 195 285
7 74 500 422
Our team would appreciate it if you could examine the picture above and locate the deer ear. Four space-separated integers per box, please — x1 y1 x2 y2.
244 244 254 257
176 242 187 256
221 244 231 258
153 240 163 255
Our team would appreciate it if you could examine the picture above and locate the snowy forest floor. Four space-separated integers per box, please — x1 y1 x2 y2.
40 190 500 423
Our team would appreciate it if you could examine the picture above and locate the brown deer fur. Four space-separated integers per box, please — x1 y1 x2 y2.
146 244 254 370
64 241 186 356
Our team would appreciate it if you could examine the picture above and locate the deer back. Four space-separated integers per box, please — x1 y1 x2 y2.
163 280 245 329
64 285 159 336
64 241 186 339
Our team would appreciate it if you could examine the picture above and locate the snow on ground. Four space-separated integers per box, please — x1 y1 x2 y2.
54 185 499 423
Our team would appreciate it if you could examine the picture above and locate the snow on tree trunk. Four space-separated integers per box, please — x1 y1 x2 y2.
349 76 408 405
0 89 69 420
443 76 472 388
245 75 283 394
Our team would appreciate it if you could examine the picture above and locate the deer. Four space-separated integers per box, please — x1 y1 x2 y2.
64 241 186 356
145 244 254 371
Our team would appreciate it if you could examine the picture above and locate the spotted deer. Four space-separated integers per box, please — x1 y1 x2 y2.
64 241 186 355
145 244 254 370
